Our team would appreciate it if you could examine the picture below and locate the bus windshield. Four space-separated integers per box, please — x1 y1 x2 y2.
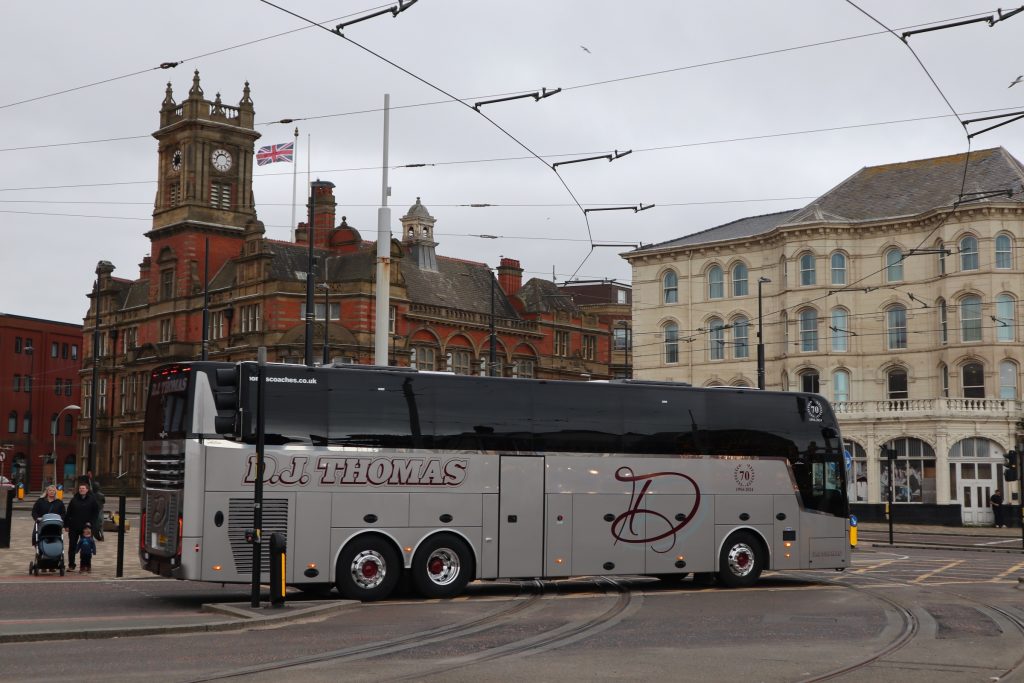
143 366 192 441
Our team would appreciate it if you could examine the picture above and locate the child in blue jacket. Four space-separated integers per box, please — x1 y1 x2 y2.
76 525 98 572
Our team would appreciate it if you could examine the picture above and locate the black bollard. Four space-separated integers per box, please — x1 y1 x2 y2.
269 532 287 608
116 495 126 578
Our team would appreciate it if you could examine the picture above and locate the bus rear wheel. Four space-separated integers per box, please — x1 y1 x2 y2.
717 531 763 588
411 534 472 599
336 536 401 601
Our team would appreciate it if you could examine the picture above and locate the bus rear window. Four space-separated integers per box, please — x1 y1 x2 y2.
144 367 191 440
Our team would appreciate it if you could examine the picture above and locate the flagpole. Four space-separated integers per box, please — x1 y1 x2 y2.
290 127 299 241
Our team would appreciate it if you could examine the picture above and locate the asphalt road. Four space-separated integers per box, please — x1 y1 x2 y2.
1 545 1022 683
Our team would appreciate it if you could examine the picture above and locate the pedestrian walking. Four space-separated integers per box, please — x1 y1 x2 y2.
31 485 66 547
64 478 100 571
990 489 1005 528
75 524 97 572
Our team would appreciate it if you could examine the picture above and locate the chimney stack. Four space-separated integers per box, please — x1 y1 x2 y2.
497 257 523 295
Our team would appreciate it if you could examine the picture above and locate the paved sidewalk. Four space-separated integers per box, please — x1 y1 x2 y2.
0 508 149 579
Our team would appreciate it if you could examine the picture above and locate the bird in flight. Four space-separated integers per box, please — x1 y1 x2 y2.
580 45 591 54
1010 75 1023 88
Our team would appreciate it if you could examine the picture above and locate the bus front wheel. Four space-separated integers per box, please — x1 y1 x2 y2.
717 531 764 588
411 533 473 599
336 536 401 601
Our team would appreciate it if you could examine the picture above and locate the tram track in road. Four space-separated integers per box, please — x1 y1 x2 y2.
794 570 1024 682
186 579 551 682
392 576 639 681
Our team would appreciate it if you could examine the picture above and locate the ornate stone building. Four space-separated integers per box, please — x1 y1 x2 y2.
79 74 615 492
624 148 1024 525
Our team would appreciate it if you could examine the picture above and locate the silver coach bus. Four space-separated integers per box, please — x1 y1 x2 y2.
140 362 849 600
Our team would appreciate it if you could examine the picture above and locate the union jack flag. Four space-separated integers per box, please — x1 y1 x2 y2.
256 142 294 166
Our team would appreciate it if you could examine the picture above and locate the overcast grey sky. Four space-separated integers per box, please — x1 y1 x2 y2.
1 1 1022 324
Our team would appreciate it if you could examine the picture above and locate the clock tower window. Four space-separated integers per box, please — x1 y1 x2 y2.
211 181 233 210
168 181 180 208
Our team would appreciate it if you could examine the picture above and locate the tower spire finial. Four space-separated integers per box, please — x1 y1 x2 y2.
189 69 203 98
162 81 175 107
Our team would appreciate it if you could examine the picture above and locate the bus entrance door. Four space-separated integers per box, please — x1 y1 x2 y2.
498 456 544 578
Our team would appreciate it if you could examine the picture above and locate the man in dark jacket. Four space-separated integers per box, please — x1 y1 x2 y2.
64 479 100 571
31 485 66 548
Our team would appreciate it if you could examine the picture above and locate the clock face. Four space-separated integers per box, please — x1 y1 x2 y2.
211 148 232 172
171 149 182 172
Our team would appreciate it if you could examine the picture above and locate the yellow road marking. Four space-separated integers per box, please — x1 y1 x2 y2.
911 559 963 583
853 559 900 574
990 560 1024 582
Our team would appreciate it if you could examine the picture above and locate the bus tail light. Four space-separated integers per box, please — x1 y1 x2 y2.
139 510 146 550
176 515 183 558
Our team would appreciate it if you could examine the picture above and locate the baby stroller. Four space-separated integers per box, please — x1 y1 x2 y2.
30 513 66 576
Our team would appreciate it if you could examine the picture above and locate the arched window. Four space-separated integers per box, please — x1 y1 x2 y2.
780 311 789 349
799 369 820 394
960 294 982 342
887 368 908 399
880 437 936 503
411 346 437 371
949 437 997 458
996 293 1015 342
938 298 948 344
799 253 816 286
886 304 907 349
781 370 789 391
960 235 979 270
830 308 849 352
799 309 818 351
962 362 985 398
663 270 678 304
884 248 903 282
7 410 15 433
50 413 58 435
663 322 679 364
707 265 724 299
830 252 847 285
64 413 73 436
832 369 850 402
779 256 788 287
936 239 946 275
708 317 725 360
940 362 949 397
732 316 749 358
995 234 1013 269
23 412 31 434
999 360 1017 399
731 263 748 297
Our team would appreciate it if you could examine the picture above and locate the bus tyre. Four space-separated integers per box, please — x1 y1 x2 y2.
411 534 472 599
717 532 763 588
336 536 401 601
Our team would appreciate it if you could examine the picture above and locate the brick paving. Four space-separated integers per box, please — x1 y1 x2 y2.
0 508 151 580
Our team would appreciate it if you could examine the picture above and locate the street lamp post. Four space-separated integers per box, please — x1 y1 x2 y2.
52 405 81 488
757 277 771 390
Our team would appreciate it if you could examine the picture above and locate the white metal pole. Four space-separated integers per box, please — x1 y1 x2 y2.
290 127 299 241
374 94 392 366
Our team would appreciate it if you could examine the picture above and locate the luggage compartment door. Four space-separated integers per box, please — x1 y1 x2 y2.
499 456 544 578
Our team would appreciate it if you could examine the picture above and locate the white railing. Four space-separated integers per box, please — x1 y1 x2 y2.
834 397 1022 416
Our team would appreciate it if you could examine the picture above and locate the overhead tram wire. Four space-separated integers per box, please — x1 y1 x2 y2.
722 1 985 339
0 6 996 115
254 0 602 278
0 3 396 112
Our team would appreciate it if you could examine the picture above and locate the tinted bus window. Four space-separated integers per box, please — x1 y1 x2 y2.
327 371 418 448
422 375 534 452
240 365 326 444
531 382 624 453
144 368 191 440
622 386 708 455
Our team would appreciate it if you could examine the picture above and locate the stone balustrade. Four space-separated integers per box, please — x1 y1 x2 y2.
834 397 1022 417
